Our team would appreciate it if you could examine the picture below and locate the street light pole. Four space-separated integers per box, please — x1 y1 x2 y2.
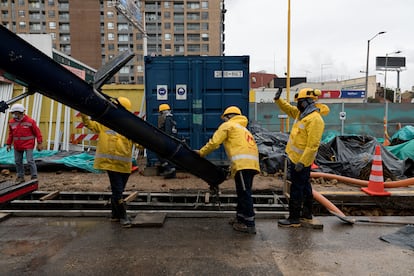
364 31 386 103
383 50 401 144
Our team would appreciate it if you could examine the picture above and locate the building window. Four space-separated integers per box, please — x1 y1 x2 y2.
48 10 55 17
137 65 143 72
107 22 114 30
18 10 25 17
118 34 129 42
201 22 208 30
187 23 200 31
164 33 171 41
164 22 171 29
50 33 56 40
175 45 184 53
117 23 128 31
136 44 143 51
174 23 184 32
201 33 209 41
120 67 130 74
164 11 170 19
107 11 114 18
187 34 200 42
165 44 171 51
201 44 209 52
19 21 26 28
188 44 200 52
108 44 115 50
187 2 200 9
49 21 56 29
136 33 143 40
48 0 54 6
18 0 24 6
108 33 114 41
201 1 208 9
164 1 170 8
201 12 208 20
187 12 200 20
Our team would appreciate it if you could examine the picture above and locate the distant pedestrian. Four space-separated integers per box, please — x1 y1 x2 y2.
196 106 260 234
274 87 330 227
157 103 177 179
6 103 43 184
81 97 140 228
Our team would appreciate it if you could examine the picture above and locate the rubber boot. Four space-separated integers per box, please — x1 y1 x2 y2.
110 198 120 222
117 199 131 228
300 196 314 222
278 199 301 227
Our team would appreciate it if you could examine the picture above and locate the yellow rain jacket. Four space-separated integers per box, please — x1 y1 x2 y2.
199 115 260 177
81 114 133 174
275 99 330 167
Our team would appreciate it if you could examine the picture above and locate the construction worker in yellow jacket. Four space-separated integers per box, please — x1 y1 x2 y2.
197 106 260 234
81 97 138 228
274 87 330 227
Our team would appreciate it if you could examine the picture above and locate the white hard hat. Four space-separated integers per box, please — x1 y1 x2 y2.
10 103 25 113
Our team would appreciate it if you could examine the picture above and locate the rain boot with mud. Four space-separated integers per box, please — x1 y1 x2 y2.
117 199 131 228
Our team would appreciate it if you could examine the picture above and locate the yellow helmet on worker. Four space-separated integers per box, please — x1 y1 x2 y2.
221 106 242 119
159 103 171 112
294 88 321 101
117 97 132 111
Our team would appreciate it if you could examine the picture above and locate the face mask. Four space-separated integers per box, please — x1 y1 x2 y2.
297 99 307 113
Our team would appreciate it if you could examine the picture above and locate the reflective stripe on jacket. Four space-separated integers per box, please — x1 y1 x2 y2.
81 114 133 173
7 115 42 151
275 98 329 166
199 115 260 177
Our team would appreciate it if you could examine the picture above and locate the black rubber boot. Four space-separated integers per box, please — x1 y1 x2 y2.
110 198 120 222
278 199 302 227
301 196 314 221
117 199 131 228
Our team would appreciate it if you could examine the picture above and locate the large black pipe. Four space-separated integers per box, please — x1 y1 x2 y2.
0 25 226 187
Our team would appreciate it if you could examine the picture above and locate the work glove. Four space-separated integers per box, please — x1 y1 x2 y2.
274 87 283 101
295 162 305 172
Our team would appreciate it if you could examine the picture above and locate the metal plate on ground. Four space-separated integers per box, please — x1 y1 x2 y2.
0 212 11 222
131 212 166 227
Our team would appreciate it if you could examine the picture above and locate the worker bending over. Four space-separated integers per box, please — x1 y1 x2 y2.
196 106 260 234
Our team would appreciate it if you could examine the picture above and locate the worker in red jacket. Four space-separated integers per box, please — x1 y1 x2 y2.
6 103 43 184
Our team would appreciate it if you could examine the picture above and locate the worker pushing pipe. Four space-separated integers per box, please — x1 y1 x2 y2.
0 25 226 188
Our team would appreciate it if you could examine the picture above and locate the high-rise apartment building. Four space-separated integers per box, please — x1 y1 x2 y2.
0 0 226 84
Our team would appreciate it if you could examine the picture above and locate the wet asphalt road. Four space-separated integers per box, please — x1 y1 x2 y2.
0 215 413 276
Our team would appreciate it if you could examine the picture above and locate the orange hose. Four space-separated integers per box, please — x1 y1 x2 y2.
311 172 414 188
312 189 346 217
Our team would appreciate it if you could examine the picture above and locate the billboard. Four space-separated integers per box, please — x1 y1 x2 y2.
274 77 307 88
321 90 364 99
376 56 406 70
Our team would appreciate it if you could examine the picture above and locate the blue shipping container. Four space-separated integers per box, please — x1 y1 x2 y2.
145 56 250 167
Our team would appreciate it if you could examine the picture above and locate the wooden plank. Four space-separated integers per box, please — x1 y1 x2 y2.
124 191 139 203
39 191 60 201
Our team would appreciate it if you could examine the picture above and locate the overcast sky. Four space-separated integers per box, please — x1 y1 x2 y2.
224 0 413 92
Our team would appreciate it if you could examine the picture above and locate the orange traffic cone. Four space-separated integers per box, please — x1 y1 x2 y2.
361 145 391 196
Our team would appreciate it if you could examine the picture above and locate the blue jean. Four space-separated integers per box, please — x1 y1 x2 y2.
107 170 130 202
14 149 37 178
234 169 257 227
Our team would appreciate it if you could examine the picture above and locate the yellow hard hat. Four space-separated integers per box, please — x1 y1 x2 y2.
117 97 132 111
294 88 321 101
159 103 170 112
221 106 241 119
